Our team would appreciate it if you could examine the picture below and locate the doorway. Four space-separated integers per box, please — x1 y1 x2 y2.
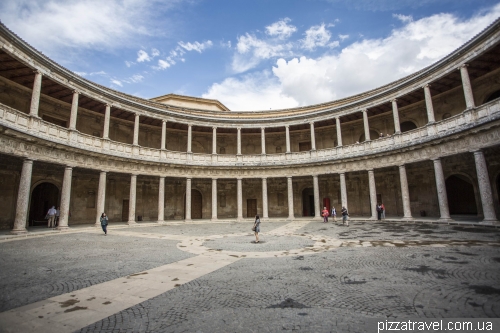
184 189 203 219
302 188 314 216
247 199 257 217
445 175 478 214
29 182 59 226
122 200 129 221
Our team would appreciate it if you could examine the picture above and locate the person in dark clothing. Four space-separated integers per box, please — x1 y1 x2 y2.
100 212 108 235
341 206 349 226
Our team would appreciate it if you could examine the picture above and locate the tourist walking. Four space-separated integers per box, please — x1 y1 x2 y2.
331 206 337 222
46 206 57 228
341 206 349 226
322 206 329 223
253 215 261 243
376 204 382 220
381 203 386 219
100 213 108 236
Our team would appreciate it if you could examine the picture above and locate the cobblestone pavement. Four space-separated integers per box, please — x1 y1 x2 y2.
1 221 499 333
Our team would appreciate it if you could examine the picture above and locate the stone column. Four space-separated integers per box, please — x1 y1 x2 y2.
187 125 192 153
473 150 498 223
161 121 166 150
261 127 266 154
423 84 436 123
362 109 370 141
57 166 73 230
310 122 316 150
237 178 243 220
68 90 79 130
368 169 377 220
95 171 107 226
185 178 192 221
459 64 475 109
212 126 217 154
285 125 291 153
128 174 137 224
29 70 42 117
339 172 348 209
211 178 217 220
392 99 401 134
262 177 268 219
103 104 111 139
399 165 412 219
287 176 294 220
158 176 165 223
335 117 342 147
237 127 242 155
12 159 33 234
313 175 321 219
133 114 140 146
432 158 451 220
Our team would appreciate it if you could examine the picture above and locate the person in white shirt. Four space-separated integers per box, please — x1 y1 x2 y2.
47 206 57 228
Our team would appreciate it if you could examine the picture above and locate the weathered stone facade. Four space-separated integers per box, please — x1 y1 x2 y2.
0 20 500 232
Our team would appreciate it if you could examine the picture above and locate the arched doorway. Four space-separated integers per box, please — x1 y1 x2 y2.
184 189 202 219
400 121 417 133
302 188 314 216
29 182 59 226
484 90 500 104
445 175 478 215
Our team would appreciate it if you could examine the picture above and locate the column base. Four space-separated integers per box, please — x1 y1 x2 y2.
287 216 294 221
369 216 378 221
157 220 165 225
10 228 28 235
438 218 453 223
401 216 413 221
313 217 322 221
185 219 192 223
56 225 70 231
127 220 138 225
478 219 500 225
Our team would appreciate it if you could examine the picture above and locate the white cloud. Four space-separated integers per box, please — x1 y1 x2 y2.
111 79 123 87
205 4 500 110
124 74 144 83
157 59 171 69
74 71 87 76
178 40 213 53
232 33 292 73
151 48 160 57
338 34 349 41
0 0 178 56
265 18 297 39
137 50 151 62
301 24 338 50
202 71 299 111
393 13 413 23
125 61 135 68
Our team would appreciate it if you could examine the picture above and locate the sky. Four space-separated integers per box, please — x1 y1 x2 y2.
1 0 499 111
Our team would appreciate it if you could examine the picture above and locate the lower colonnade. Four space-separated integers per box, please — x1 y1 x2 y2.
8 148 499 234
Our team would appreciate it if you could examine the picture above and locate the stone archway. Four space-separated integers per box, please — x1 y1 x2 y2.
445 175 478 215
400 121 417 133
29 182 59 226
359 130 379 142
302 187 314 216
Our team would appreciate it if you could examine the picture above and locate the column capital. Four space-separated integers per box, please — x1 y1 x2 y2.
367 168 374 172
162 120 167 124
338 172 345 175
361 109 368 113
261 176 268 180
285 124 290 128
134 113 140 118
391 98 398 103
261 126 265 131
236 177 243 180
212 126 217 130
472 149 484 155
431 157 441 162
188 124 192 128
286 176 293 179
33 69 43 75
309 121 315 125
422 83 431 89
398 164 406 168
236 126 241 131
105 103 111 108
458 63 469 70
64 166 74 170
211 177 218 180
72 89 80 95
186 177 192 180
335 115 340 120
130 173 139 177
100 170 108 174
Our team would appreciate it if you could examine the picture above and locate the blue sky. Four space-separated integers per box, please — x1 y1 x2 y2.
1 0 499 110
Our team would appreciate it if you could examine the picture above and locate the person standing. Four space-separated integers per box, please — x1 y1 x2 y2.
376 204 382 220
47 206 57 228
322 206 329 223
381 203 386 220
331 206 337 222
341 206 349 226
100 213 108 236
253 215 261 243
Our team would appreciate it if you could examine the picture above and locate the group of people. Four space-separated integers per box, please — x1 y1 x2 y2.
376 203 386 220
321 206 350 226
